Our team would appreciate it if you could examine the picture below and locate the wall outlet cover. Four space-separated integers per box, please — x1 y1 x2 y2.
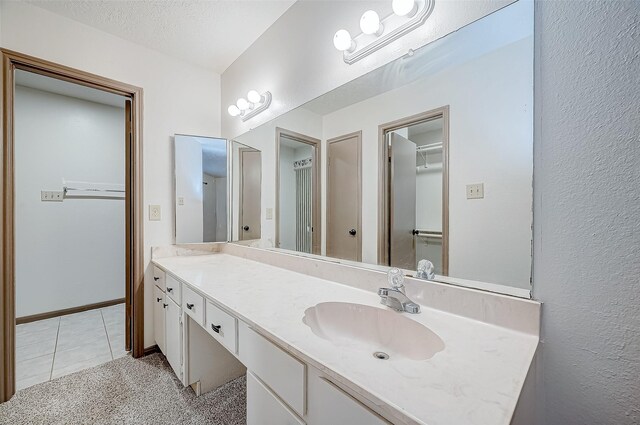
466 183 485 199
149 205 161 221
266 208 273 220
41 191 64 202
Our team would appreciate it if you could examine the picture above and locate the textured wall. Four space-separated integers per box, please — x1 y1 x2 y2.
533 1 640 424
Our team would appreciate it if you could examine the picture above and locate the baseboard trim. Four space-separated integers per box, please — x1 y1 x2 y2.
16 298 125 325
143 344 160 356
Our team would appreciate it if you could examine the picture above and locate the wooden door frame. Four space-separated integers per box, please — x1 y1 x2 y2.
0 49 145 402
326 131 363 261
377 106 449 274
274 127 321 255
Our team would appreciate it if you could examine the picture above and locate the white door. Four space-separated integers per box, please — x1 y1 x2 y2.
247 372 303 425
389 132 417 270
153 285 166 354
165 297 183 382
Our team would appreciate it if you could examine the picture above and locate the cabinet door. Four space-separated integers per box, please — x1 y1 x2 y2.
247 372 304 425
165 297 183 383
153 285 166 354
307 368 389 425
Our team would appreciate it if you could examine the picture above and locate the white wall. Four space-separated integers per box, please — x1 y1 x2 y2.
14 86 125 317
321 37 533 288
533 1 640 424
175 136 204 243
0 1 221 348
221 0 514 139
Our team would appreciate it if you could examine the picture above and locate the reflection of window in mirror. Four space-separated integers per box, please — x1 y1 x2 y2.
380 109 448 275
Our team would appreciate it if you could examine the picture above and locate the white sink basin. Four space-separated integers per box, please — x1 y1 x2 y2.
302 302 444 361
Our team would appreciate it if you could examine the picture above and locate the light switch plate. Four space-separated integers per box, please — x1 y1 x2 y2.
466 183 484 199
149 205 161 221
41 191 64 202
266 208 273 220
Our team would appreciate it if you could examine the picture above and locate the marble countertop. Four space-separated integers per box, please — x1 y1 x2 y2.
152 253 538 425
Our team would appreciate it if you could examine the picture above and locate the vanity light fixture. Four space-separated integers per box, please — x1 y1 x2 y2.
227 90 272 122
333 0 435 64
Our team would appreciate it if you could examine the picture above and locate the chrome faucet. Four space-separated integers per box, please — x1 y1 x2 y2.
378 268 421 314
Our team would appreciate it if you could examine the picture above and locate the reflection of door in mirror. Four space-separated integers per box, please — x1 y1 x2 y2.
239 148 261 240
276 128 320 254
326 132 362 262
174 135 228 244
383 110 448 274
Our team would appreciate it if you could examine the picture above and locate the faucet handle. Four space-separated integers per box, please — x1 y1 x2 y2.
387 268 405 290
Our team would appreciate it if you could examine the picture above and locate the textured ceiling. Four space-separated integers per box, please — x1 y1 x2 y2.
28 0 296 73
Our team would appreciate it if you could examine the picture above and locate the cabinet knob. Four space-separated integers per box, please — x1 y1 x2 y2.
156 297 162 302
348 228 357 236
186 303 194 310
153 277 160 281
211 324 221 333
163 303 168 308
167 287 173 292
243 225 250 231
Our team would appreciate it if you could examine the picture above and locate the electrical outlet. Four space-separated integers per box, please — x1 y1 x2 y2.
266 208 273 220
466 183 484 199
149 205 161 221
41 191 64 202
177 197 184 206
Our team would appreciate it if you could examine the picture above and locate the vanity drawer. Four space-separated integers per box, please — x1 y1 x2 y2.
152 265 165 291
165 274 181 305
238 322 305 417
247 372 304 425
205 300 237 353
182 285 204 327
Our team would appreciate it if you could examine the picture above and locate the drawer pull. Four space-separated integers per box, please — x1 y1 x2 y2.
163 303 168 308
211 324 221 333
186 303 194 310
156 297 162 302
167 287 173 292
153 276 160 281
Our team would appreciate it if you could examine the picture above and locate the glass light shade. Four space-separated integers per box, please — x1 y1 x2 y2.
247 90 262 104
333 29 354 52
392 0 416 17
227 105 241 117
236 98 250 111
360 10 382 35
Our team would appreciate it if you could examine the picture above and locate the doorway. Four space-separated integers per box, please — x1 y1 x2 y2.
378 106 449 274
1 49 144 402
326 131 362 262
275 128 321 254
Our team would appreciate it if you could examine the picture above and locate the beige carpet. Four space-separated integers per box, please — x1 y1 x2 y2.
0 353 246 425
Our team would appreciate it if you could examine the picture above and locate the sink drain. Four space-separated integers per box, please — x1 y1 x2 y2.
373 351 389 360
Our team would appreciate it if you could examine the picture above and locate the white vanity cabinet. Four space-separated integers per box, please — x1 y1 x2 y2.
151 261 394 425
164 296 183 382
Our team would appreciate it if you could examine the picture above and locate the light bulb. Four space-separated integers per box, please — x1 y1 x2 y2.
392 0 417 17
360 10 383 36
333 29 355 52
227 105 241 117
247 90 263 104
236 98 250 111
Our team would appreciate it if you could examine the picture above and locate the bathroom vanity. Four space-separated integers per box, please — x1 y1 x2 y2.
151 244 539 425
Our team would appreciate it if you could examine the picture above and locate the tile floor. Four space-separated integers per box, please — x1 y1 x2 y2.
15 303 127 390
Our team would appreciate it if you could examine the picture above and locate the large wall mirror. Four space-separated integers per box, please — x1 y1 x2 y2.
174 135 262 244
228 0 533 296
